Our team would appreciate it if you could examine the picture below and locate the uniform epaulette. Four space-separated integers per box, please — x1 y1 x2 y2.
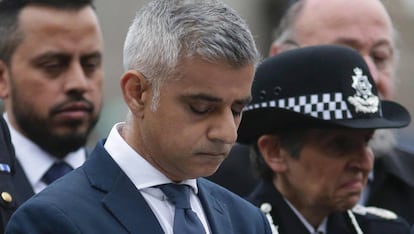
352 204 398 220
260 203 279 234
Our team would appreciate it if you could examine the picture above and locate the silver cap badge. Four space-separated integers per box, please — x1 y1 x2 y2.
347 67 379 113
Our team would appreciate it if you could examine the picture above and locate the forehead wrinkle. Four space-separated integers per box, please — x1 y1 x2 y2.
295 0 393 36
18 6 102 49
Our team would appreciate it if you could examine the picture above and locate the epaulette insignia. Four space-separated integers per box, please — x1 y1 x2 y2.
260 203 279 234
352 205 397 220
0 163 11 173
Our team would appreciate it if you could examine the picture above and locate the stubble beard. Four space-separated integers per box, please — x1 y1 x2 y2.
10 94 99 159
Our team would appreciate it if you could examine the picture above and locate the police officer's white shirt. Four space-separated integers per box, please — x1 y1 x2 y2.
4 113 85 193
104 123 211 234
284 197 327 234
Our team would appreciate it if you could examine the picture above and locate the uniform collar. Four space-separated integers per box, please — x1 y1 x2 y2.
284 197 327 233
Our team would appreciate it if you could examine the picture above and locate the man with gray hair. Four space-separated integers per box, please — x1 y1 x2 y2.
6 0 271 233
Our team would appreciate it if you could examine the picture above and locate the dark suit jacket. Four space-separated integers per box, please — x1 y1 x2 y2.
248 179 410 234
1 126 92 233
9 146 93 207
6 140 272 234
0 116 19 233
1 156 37 233
366 146 414 224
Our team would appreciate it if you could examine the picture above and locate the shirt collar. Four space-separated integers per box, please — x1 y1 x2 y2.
4 113 85 187
284 197 327 234
104 123 198 194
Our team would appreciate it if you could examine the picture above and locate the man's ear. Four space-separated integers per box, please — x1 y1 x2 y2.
120 70 150 117
257 134 287 173
268 42 280 57
0 61 11 99
270 41 300 57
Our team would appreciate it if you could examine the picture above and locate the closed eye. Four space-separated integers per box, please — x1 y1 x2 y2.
39 59 70 78
81 53 102 75
190 104 212 115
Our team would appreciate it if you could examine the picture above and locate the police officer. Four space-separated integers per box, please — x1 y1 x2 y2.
238 45 411 233
0 116 18 232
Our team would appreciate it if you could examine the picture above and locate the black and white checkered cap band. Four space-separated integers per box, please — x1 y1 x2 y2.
245 92 353 120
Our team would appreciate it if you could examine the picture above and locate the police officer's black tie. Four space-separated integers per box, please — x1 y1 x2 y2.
158 184 206 234
42 161 73 185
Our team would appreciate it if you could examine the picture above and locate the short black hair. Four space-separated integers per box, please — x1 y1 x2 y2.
0 0 95 64
251 128 307 181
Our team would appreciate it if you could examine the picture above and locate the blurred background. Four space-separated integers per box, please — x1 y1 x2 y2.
91 0 414 145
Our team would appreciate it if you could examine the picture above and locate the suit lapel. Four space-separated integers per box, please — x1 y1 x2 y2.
197 179 233 234
84 141 164 234
102 174 164 234
11 159 34 204
11 147 89 205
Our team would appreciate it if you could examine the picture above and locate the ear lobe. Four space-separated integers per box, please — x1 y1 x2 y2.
120 70 150 117
257 134 287 173
0 61 10 99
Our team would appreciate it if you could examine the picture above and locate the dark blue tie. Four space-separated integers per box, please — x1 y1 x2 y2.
159 184 206 234
42 161 73 185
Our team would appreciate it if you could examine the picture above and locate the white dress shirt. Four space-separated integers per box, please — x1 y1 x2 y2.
4 113 86 193
104 123 211 234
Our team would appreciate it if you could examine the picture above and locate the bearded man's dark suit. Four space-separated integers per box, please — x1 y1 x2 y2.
366 146 414 224
6 140 271 234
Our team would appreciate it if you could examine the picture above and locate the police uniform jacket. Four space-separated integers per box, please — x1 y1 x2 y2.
248 179 410 234
209 142 414 224
0 116 18 233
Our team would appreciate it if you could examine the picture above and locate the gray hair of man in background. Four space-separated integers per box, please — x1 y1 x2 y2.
272 0 400 75
269 0 399 156
123 0 260 111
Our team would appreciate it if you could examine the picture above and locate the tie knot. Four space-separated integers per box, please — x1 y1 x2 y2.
158 183 191 209
42 161 73 185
